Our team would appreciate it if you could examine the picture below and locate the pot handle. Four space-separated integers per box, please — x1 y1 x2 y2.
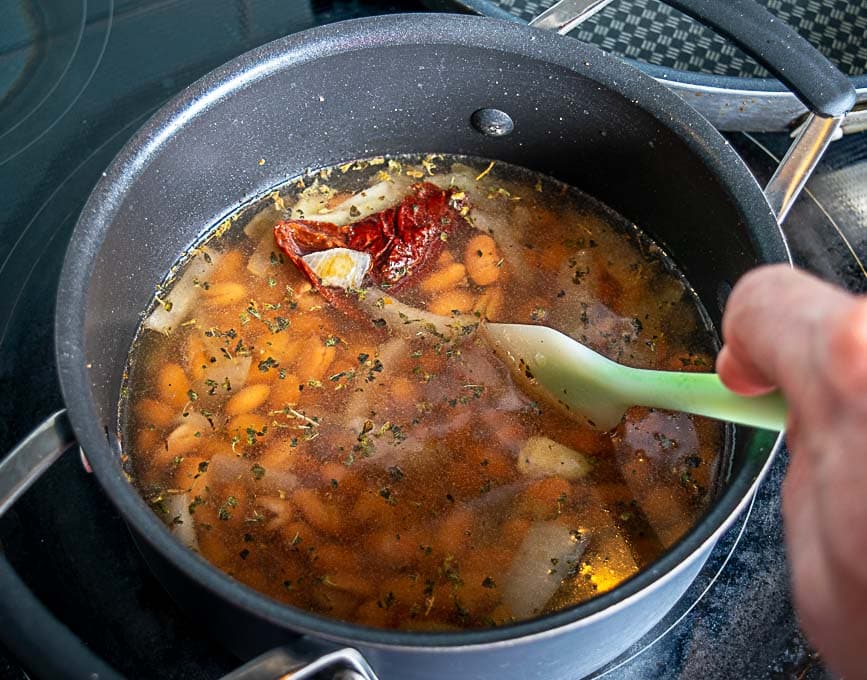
527 0 858 223
0 409 123 679
530 0 855 118
220 646 379 680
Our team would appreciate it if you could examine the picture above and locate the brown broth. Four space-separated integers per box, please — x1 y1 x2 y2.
120 155 724 630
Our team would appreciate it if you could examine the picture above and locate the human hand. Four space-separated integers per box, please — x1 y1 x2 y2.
717 264 867 679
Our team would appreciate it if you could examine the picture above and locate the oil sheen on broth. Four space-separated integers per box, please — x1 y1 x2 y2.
121 156 723 631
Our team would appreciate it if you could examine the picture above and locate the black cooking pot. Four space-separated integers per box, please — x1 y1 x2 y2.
0 2 857 678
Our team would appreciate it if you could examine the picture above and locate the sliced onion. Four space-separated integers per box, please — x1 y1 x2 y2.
243 204 281 240
343 336 408 424
357 288 478 343
198 349 252 394
425 163 480 193
143 247 220 334
306 177 413 224
290 175 412 224
247 230 280 278
288 181 336 219
503 521 589 619
208 452 298 497
206 452 248 485
163 493 199 551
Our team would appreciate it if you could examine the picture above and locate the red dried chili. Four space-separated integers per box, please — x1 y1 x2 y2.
274 182 468 300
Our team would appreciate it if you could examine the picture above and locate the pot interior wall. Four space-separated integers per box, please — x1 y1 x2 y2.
78 24 781 596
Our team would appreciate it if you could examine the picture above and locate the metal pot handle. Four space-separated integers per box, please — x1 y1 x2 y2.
221 646 379 680
0 412 377 679
530 0 857 223
0 410 123 679
532 0 855 117
0 410 76 516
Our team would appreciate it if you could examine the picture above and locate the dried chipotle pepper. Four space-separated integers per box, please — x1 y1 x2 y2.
274 182 468 300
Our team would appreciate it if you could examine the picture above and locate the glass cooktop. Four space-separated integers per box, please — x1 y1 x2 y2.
0 1 864 678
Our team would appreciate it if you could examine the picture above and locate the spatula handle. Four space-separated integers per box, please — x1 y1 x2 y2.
625 369 787 431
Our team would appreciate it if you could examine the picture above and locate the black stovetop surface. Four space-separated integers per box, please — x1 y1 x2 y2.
1 1 865 678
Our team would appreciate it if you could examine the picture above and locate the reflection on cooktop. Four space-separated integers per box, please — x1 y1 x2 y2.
0 1 112 165
735 133 867 294
809 134 867 271
0 1 864 679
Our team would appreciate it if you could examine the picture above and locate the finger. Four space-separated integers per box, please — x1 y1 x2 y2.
716 345 777 395
720 265 852 396
826 297 867 404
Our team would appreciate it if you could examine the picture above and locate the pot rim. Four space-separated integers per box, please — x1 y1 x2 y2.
55 12 788 650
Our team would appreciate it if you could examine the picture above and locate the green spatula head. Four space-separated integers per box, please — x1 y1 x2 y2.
481 323 787 432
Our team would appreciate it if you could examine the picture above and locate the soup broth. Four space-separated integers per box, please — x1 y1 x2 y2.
121 156 724 630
